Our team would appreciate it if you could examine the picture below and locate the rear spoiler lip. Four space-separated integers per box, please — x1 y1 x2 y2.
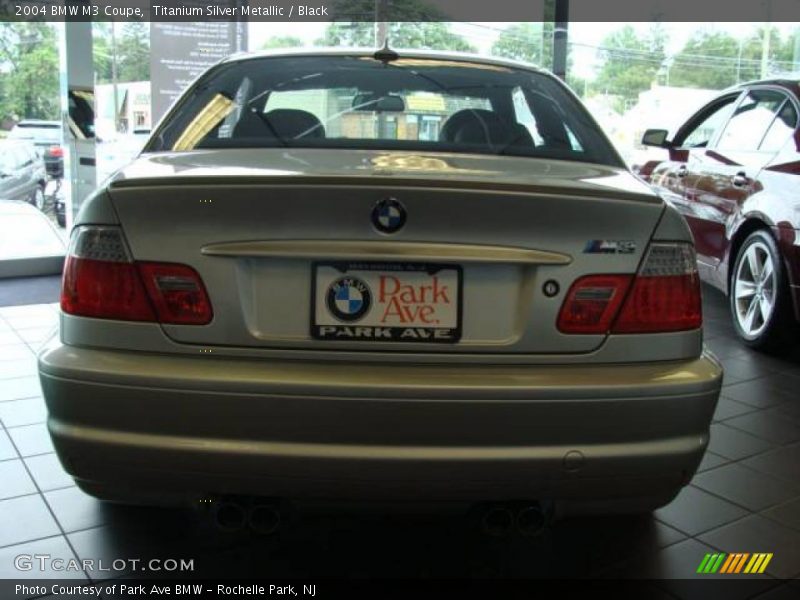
107 175 661 205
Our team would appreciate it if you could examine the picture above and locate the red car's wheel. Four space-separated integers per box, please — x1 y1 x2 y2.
730 230 796 351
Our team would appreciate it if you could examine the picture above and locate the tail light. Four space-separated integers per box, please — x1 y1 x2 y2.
61 226 212 325
48 145 64 157
557 242 701 335
557 275 632 334
612 242 702 333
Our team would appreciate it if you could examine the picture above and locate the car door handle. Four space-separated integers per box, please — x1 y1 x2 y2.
732 172 750 187
676 165 688 178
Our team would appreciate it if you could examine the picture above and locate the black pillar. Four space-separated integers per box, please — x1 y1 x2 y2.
553 0 569 81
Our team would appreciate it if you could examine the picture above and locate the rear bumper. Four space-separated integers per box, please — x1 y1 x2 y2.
38 343 722 513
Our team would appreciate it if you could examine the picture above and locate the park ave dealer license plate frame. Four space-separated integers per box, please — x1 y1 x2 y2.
311 262 463 343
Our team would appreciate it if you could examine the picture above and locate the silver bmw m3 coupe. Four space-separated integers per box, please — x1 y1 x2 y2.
38 50 722 516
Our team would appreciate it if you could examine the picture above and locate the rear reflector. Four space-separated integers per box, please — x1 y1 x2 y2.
558 242 702 335
61 226 212 325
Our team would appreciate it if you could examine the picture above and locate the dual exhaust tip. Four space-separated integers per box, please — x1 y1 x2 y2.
480 503 551 537
211 498 282 535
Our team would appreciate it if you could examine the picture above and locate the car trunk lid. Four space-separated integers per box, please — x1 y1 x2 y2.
107 148 663 355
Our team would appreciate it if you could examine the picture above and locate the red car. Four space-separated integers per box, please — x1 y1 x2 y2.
639 79 800 351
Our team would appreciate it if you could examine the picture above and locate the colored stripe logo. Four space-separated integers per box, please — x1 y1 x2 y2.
697 553 773 574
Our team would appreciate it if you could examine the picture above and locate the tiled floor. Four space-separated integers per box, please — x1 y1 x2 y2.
0 288 799 595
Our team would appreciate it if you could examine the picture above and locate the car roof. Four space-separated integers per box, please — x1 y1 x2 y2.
219 47 548 75
722 77 800 95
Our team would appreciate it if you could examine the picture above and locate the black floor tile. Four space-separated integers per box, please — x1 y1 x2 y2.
714 396 758 422
655 486 749 536
692 463 800 512
762 497 800 531
725 411 800 445
699 514 800 579
605 537 718 579
721 379 797 409
720 357 782 382
24 452 75 491
771 400 800 423
545 515 687 577
742 443 800 484
0 494 61 547
696 451 730 473
708 423 774 461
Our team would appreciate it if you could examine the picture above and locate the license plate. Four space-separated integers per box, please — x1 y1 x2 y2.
311 262 462 343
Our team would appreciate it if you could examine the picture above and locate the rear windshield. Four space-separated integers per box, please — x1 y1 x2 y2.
149 55 622 167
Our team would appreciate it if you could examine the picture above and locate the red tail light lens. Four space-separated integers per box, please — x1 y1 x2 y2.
61 256 156 321
61 226 212 325
49 145 64 157
557 242 702 335
612 243 702 333
138 262 212 325
557 275 632 334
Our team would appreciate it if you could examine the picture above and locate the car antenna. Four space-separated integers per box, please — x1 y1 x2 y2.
373 38 398 64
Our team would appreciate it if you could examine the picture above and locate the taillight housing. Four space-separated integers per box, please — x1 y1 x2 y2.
557 275 632 334
61 226 212 325
557 242 702 335
612 242 702 333
48 145 64 158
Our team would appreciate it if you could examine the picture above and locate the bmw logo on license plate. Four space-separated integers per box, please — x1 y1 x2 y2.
372 198 407 234
326 276 372 322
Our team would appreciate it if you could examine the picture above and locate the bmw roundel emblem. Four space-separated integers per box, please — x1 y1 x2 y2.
371 198 407 234
326 276 372 322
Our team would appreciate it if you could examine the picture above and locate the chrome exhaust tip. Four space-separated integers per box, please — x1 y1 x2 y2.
247 503 282 536
211 500 247 532
516 505 547 537
481 505 515 536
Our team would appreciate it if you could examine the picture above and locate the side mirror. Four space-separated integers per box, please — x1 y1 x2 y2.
641 129 670 148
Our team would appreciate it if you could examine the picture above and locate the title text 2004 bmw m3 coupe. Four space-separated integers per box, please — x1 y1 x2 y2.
38 50 722 516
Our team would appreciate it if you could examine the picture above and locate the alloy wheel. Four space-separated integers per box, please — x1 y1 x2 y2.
733 240 775 338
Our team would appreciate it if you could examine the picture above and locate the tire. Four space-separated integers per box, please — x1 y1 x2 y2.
729 229 796 352
29 184 45 211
